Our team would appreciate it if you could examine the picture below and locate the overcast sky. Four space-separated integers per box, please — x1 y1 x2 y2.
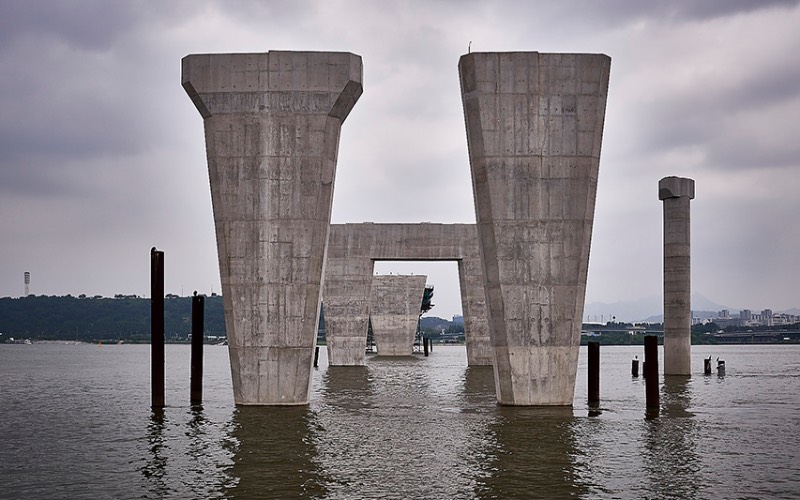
1 0 798 321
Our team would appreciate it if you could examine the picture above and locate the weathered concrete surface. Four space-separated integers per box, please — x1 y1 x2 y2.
460 52 611 405
659 176 695 375
324 223 491 366
182 51 362 404
370 275 428 356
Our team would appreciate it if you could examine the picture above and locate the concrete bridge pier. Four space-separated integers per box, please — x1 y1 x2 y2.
323 223 493 367
370 275 428 356
659 176 695 375
182 51 362 404
460 52 611 405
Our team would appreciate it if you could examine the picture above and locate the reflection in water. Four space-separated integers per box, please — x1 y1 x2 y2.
321 366 374 409
224 406 327 499
476 407 588 499
141 408 172 498
462 366 496 405
641 376 701 499
313 352 501 499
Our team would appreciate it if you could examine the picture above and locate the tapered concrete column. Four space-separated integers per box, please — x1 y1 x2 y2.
182 51 362 404
323 255 373 366
659 176 695 375
459 257 493 365
460 52 611 405
370 275 428 356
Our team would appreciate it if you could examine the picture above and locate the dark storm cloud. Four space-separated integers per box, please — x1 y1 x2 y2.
538 0 800 26
630 56 800 170
0 1 189 196
0 0 140 49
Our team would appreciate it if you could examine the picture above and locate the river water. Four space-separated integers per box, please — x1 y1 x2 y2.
1 343 799 499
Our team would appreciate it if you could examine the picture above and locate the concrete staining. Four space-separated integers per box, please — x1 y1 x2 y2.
460 52 611 405
659 176 695 375
324 223 491 366
182 51 362 405
370 275 428 356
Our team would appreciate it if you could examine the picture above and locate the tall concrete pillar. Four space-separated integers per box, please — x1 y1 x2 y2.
182 51 362 404
370 275 428 356
459 52 611 405
659 176 695 375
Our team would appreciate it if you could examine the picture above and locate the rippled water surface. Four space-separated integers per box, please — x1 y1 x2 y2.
1 343 799 498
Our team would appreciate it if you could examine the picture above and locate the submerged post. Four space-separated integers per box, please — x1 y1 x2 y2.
644 335 659 413
150 247 165 408
588 341 600 403
190 291 204 405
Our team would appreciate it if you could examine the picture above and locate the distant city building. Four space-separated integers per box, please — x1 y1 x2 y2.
709 307 797 328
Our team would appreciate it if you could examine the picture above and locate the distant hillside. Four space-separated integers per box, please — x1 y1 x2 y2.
585 293 734 323
419 316 453 330
0 294 225 342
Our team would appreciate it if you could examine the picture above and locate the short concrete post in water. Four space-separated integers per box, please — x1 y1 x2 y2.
460 52 611 405
182 51 362 404
150 247 165 408
659 177 695 375
704 356 712 375
644 335 659 412
588 341 600 404
190 292 204 405
631 356 640 378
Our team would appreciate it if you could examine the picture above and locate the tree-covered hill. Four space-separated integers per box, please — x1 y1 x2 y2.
0 294 225 342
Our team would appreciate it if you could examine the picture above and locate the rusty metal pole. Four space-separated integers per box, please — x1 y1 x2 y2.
151 247 165 408
190 292 204 405
588 341 600 404
644 335 659 414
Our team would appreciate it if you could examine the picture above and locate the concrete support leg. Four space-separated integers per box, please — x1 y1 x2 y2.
460 52 611 405
323 256 373 366
370 275 428 356
459 258 493 365
659 176 695 375
182 51 362 404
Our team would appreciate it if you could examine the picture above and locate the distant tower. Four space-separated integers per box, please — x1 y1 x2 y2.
24 271 30 296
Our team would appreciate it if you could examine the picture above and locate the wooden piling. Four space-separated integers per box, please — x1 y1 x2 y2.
423 337 429 357
314 346 320 368
588 341 600 403
150 248 165 408
631 356 640 377
190 292 204 405
644 335 659 412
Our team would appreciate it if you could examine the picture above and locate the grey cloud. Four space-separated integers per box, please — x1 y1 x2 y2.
0 0 141 49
